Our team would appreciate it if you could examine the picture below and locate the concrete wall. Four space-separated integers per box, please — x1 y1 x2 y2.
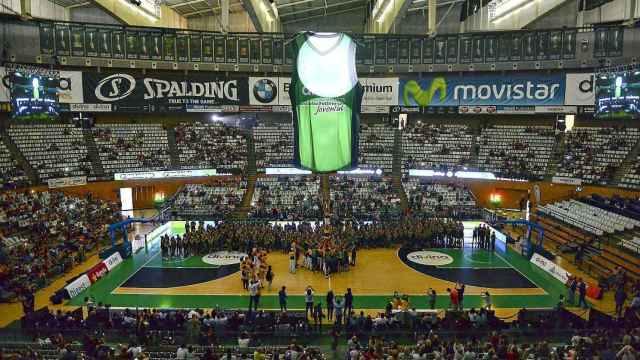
188 12 257 33
395 5 462 35
0 0 21 16
526 0 578 29
70 5 122 25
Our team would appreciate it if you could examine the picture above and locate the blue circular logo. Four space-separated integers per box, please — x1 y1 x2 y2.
253 78 277 104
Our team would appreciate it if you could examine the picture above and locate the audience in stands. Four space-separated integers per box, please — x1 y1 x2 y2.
175 123 248 173
254 122 294 169
405 180 479 219
0 191 120 302
169 182 247 219
250 176 323 220
331 177 401 221
402 123 473 173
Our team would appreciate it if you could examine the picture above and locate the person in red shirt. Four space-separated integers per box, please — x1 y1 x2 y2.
447 288 459 311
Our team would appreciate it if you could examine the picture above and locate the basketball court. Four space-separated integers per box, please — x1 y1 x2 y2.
67 221 570 312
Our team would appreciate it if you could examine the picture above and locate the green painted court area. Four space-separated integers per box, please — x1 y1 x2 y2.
67 222 577 311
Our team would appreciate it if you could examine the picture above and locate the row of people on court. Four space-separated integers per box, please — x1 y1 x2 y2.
472 224 497 251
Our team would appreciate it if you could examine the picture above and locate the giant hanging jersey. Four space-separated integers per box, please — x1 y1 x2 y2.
290 32 362 173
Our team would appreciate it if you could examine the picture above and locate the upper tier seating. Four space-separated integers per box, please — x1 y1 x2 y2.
402 123 473 172
254 122 294 169
478 125 555 179
175 123 247 173
618 153 640 189
404 179 479 219
170 181 246 219
330 177 401 220
0 140 28 189
93 124 171 174
538 199 640 236
250 176 322 220
359 123 394 173
555 127 640 183
8 124 93 180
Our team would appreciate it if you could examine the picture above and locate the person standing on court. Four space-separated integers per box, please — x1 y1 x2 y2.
447 288 459 311
248 278 261 312
456 283 465 310
313 302 324 332
289 249 296 274
279 286 288 312
344 288 354 317
305 286 315 318
326 290 335 321
334 297 345 328
428 288 437 310
482 290 492 310
567 276 577 306
350 245 357 266
577 278 588 309
265 266 274 291
615 286 627 318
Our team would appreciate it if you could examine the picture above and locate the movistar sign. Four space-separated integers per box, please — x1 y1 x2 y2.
400 73 565 106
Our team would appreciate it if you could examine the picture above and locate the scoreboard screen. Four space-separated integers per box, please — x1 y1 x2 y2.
595 70 640 120
8 72 65 120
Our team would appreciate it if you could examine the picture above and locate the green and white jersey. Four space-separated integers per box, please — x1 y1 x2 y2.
290 32 362 173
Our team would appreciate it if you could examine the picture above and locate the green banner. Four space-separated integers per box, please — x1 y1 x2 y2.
226 36 237 63
460 35 472 63
150 33 162 60
375 38 386 65
261 37 272 64
536 31 549 60
434 37 446 64
497 33 509 62
214 35 225 63
285 40 294 65
523 33 535 61
70 25 84 57
549 31 562 60
510 33 522 61
387 38 398 64
55 24 71 56
472 36 483 63
139 31 151 60
562 30 576 60
273 38 283 65
111 30 123 59
398 38 410 64
84 27 98 57
190 34 202 62
250 38 261 64
176 34 189 62
126 31 138 59
485 36 497 62
410 38 421 64
361 37 375 65
423 38 433 64
39 23 54 55
608 27 623 57
594 28 606 57
163 33 176 61
202 34 214 62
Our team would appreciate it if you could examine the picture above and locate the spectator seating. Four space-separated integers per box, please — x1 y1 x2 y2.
556 127 640 183
402 123 473 172
93 124 171 175
404 179 479 219
8 124 93 180
538 199 640 236
330 177 401 220
0 191 119 301
254 122 294 169
0 140 29 189
478 125 555 179
250 176 322 220
175 123 247 173
358 123 394 173
170 181 247 219
618 153 640 189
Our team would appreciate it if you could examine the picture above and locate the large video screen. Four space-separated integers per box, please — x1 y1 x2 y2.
595 71 640 120
8 72 63 120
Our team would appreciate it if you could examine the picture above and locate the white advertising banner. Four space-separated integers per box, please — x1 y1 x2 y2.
47 176 87 189
58 71 84 104
131 235 145 254
102 251 124 271
65 274 91 299
552 176 582 185
0 67 9 103
69 103 112 112
530 253 571 284
114 168 218 180
535 105 578 114
565 73 595 105
360 77 399 105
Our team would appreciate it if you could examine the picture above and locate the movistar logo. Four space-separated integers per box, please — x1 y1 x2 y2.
403 78 447 106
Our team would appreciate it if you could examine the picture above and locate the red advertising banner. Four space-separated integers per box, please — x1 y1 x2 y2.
87 262 108 283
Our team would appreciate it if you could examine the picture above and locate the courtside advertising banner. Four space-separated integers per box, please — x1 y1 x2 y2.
65 274 91 299
400 73 565 107
102 251 123 271
249 77 399 106
83 72 248 112
87 262 108 283
564 73 595 105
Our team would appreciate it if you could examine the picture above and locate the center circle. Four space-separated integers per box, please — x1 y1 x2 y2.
406 251 454 266
202 251 248 266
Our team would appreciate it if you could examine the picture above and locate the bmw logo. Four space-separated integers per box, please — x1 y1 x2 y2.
253 78 277 104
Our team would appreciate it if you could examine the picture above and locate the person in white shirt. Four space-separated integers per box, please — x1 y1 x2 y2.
248 279 261 312
176 344 189 360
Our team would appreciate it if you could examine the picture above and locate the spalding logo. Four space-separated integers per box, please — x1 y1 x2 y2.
95 73 136 102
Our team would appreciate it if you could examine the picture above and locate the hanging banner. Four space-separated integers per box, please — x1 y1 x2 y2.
498 33 510 62
226 36 237 63
548 31 562 60
202 34 214 62
238 37 250 64
190 34 202 62
250 38 261 64
126 30 139 60
273 37 284 65
214 35 225 63
410 38 422 64
434 37 446 64
375 38 386 65
261 36 273 64
39 23 55 56
176 34 189 62
111 29 124 59
163 33 176 61
83 72 248 112
398 38 410 64
387 38 398 64
47 176 87 189
54 23 71 57
510 33 523 61
460 35 472 63
70 25 85 57
607 27 623 57
563 29 576 59
400 72 565 107
485 36 497 62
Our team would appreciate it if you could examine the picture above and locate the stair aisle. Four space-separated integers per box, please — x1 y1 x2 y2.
1 128 39 184
81 128 105 179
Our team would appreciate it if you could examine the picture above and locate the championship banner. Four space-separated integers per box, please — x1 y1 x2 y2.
261 36 273 64
83 72 248 113
65 274 91 299
400 72 565 107
87 262 108 283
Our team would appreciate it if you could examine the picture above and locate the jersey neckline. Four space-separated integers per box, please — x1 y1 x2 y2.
302 32 345 56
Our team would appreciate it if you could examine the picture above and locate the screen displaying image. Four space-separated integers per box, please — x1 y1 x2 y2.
596 71 640 120
9 72 62 120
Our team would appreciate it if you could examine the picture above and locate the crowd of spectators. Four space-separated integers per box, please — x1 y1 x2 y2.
93 124 171 174
0 140 29 190
169 182 247 220
0 191 120 303
557 126 640 183
175 123 248 173
254 122 294 169
330 177 401 221
250 176 323 220
358 123 394 173
402 123 473 173
405 180 479 220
